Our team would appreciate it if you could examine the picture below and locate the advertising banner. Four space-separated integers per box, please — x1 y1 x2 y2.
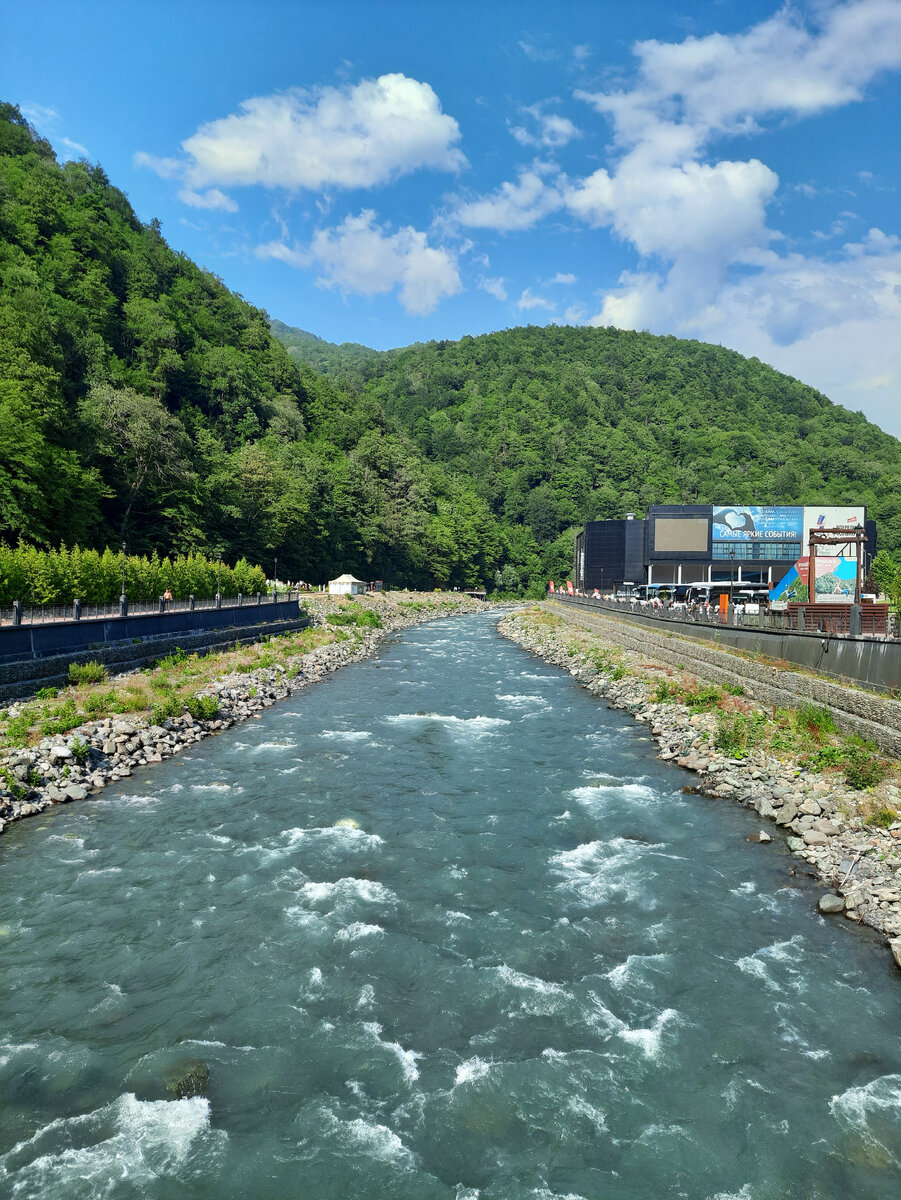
712 506 803 542
769 556 859 603
802 506 865 536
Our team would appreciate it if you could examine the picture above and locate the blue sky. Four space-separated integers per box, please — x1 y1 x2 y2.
4 0 901 434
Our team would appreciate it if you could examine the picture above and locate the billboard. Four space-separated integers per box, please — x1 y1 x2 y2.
712 506 803 543
802 506 866 546
769 556 859 603
653 517 709 553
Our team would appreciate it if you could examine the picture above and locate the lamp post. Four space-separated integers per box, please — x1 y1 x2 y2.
216 551 222 609
273 556 278 600
119 541 127 617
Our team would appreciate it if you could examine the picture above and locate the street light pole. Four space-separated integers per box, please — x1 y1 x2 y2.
120 541 127 617
273 556 278 600
216 552 222 609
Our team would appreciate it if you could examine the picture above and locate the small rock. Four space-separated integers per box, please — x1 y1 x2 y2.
819 894 845 914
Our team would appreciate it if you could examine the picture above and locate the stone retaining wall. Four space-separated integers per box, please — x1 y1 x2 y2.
547 600 901 757
0 617 311 703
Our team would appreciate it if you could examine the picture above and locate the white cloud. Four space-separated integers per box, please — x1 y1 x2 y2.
257 210 461 315
177 187 238 212
178 74 464 191
564 305 586 323
578 0 901 157
478 276 508 301
134 151 183 180
516 288 556 311
20 103 59 127
60 137 89 158
562 2 901 433
510 103 581 148
548 272 577 285
454 166 565 231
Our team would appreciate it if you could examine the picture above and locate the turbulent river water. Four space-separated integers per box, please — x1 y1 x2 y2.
1 611 901 1199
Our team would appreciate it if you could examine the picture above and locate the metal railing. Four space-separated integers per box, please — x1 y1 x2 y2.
0 590 304 628
549 591 899 640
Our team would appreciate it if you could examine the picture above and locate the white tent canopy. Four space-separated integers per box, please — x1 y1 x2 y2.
328 573 368 595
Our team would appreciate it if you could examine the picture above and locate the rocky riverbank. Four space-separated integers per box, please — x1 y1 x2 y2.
500 606 901 970
0 592 489 838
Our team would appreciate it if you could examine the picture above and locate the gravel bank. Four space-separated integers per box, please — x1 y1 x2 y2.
500 606 901 972
0 593 489 838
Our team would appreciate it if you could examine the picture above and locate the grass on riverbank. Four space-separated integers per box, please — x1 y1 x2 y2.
0 623 347 750
509 605 901 824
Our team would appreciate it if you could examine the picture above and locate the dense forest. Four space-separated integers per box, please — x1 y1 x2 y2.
275 324 901 570
0 103 512 591
3 100 901 598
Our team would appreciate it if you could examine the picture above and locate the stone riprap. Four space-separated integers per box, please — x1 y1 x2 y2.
0 593 488 839
500 606 901 972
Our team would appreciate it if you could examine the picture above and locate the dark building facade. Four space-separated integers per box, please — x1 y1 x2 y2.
573 504 876 594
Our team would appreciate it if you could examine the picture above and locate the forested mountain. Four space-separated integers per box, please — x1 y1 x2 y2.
3 97 900 599
275 324 901 561
0 103 510 589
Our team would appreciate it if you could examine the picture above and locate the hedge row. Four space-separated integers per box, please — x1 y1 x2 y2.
0 543 268 605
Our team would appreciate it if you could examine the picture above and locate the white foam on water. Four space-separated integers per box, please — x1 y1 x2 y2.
494 693 548 706
605 953 670 990
735 935 806 995
566 1094 607 1132
453 1057 492 1086
731 881 756 896
335 922 384 941
49 834 85 849
569 781 658 808
384 713 510 737
0 1040 39 1070
191 783 239 793
551 838 655 906
0 1092 221 1196
829 1073 901 1164
323 1111 414 1165
445 910 472 924
249 740 297 752
357 983 375 1008
280 825 384 849
618 1008 681 1059
361 1022 421 1085
277 765 301 774
300 878 394 905
710 1186 753 1200
78 867 123 878
320 730 372 741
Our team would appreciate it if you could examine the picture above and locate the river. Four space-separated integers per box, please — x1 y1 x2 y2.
1 611 900 1199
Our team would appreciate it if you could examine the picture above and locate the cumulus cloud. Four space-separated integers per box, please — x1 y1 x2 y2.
548 272 577 285
177 187 238 212
177 74 464 191
510 102 581 148
478 276 508 301
134 151 184 180
454 166 565 231
257 210 461 315
516 288 556 311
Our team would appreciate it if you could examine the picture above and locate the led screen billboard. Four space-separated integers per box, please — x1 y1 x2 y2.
712 506 803 543
653 518 709 553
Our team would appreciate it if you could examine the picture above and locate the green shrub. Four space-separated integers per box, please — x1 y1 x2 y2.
868 807 897 828
1 710 35 747
150 695 182 725
843 748 888 791
157 647 189 670
326 607 382 629
68 660 107 686
684 685 724 711
35 686 58 700
185 695 219 721
796 702 837 740
713 711 765 758
69 736 90 764
41 699 80 736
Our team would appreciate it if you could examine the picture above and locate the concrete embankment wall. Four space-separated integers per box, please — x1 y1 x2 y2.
554 596 901 695
0 605 310 702
547 599 901 758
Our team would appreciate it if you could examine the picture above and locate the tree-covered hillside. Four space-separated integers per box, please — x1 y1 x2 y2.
0 103 514 589
275 324 901 558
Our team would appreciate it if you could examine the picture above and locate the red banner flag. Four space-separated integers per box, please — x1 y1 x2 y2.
566 580 574 595
548 580 555 592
